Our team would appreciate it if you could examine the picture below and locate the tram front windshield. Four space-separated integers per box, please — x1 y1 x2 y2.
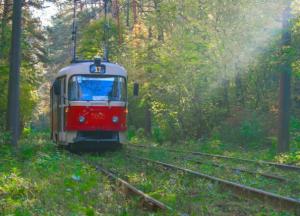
68 75 126 101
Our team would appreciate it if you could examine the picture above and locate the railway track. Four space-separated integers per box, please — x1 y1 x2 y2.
73 155 171 212
126 154 300 213
128 145 290 182
126 144 300 172
181 156 289 182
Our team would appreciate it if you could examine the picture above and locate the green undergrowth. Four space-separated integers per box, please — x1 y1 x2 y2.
0 132 147 216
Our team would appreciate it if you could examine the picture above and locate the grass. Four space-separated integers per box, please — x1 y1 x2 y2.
1 132 299 215
126 145 300 200
165 138 300 166
0 132 148 216
87 148 296 215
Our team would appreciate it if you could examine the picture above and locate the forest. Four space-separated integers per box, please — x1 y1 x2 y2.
1 0 300 215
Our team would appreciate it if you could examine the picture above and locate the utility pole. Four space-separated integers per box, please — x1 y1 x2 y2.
278 4 292 153
103 0 109 61
72 0 78 62
7 0 22 149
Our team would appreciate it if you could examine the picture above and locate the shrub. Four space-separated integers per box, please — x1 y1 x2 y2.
127 126 136 141
0 131 11 146
153 126 164 144
217 109 269 147
239 119 263 144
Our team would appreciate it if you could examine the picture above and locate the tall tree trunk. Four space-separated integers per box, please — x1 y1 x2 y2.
278 5 292 153
154 0 163 41
145 101 152 137
148 26 152 39
7 0 22 149
0 0 11 59
79 0 84 11
112 0 122 44
222 78 230 113
126 0 130 27
132 0 137 24
144 27 153 137
138 0 143 14
235 71 244 106
255 75 261 109
1 0 11 23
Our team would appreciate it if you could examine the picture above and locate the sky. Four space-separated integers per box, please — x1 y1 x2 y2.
32 2 58 26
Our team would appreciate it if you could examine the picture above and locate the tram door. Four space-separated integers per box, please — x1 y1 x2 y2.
57 76 66 141
52 76 66 142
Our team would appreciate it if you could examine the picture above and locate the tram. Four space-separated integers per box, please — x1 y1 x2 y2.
50 58 134 148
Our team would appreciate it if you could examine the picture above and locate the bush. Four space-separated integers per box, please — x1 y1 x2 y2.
217 109 269 147
0 131 11 146
239 119 263 144
127 126 136 141
153 126 164 144
290 117 300 151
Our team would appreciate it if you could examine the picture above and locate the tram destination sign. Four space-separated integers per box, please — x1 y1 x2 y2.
89 64 106 74
90 57 106 74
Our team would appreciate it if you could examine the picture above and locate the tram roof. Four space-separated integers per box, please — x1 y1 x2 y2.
55 62 127 79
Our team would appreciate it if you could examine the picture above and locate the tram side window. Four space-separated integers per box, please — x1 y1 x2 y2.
119 77 127 101
51 86 57 109
53 79 60 95
69 76 79 101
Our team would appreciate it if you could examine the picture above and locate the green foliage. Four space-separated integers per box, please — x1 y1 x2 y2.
214 110 267 147
42 0 300 152
290 117 300 151
239 119 263 144
275 151 300 165
78 18 122 60
0 131 10 145
127 126 136 141
0 4 45 131
0 170 36 213
1 0 298 155
0 63 9 129
0 132 147 215
152 126 164 144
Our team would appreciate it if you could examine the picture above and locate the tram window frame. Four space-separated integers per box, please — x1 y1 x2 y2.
68 75 127 102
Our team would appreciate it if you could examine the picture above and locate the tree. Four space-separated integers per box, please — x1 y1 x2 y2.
7 0 22 148
278 5 292 153
45 0 297 146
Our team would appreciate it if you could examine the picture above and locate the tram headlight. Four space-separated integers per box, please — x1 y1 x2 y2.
112 116 119 123
79 116 86 123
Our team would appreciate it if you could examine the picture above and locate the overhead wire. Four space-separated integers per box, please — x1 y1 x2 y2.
71 0 111 62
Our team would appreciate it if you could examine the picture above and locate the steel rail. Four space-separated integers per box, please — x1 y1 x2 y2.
128 155 300 213
126 144 300 172
127 146 288 182
76 156 171 211
95 164 171 211
183 157 289 182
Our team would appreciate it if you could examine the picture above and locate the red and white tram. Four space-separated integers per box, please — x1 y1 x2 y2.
50 58 130 149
